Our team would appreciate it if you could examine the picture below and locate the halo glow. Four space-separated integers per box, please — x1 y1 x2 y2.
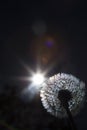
31 73 45 85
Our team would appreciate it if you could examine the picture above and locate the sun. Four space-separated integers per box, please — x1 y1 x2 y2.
31 72 45 85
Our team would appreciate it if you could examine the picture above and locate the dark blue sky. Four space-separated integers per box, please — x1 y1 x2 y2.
0 1 87 130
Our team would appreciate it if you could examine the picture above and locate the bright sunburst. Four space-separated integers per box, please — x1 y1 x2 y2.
31 72 45 85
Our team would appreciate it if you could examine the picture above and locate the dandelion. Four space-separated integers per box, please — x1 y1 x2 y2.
40 73 85 118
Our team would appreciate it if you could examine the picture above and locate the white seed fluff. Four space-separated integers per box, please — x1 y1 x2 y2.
40 73 85 118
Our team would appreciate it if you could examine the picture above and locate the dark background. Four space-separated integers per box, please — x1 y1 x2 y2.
0 1 87 130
